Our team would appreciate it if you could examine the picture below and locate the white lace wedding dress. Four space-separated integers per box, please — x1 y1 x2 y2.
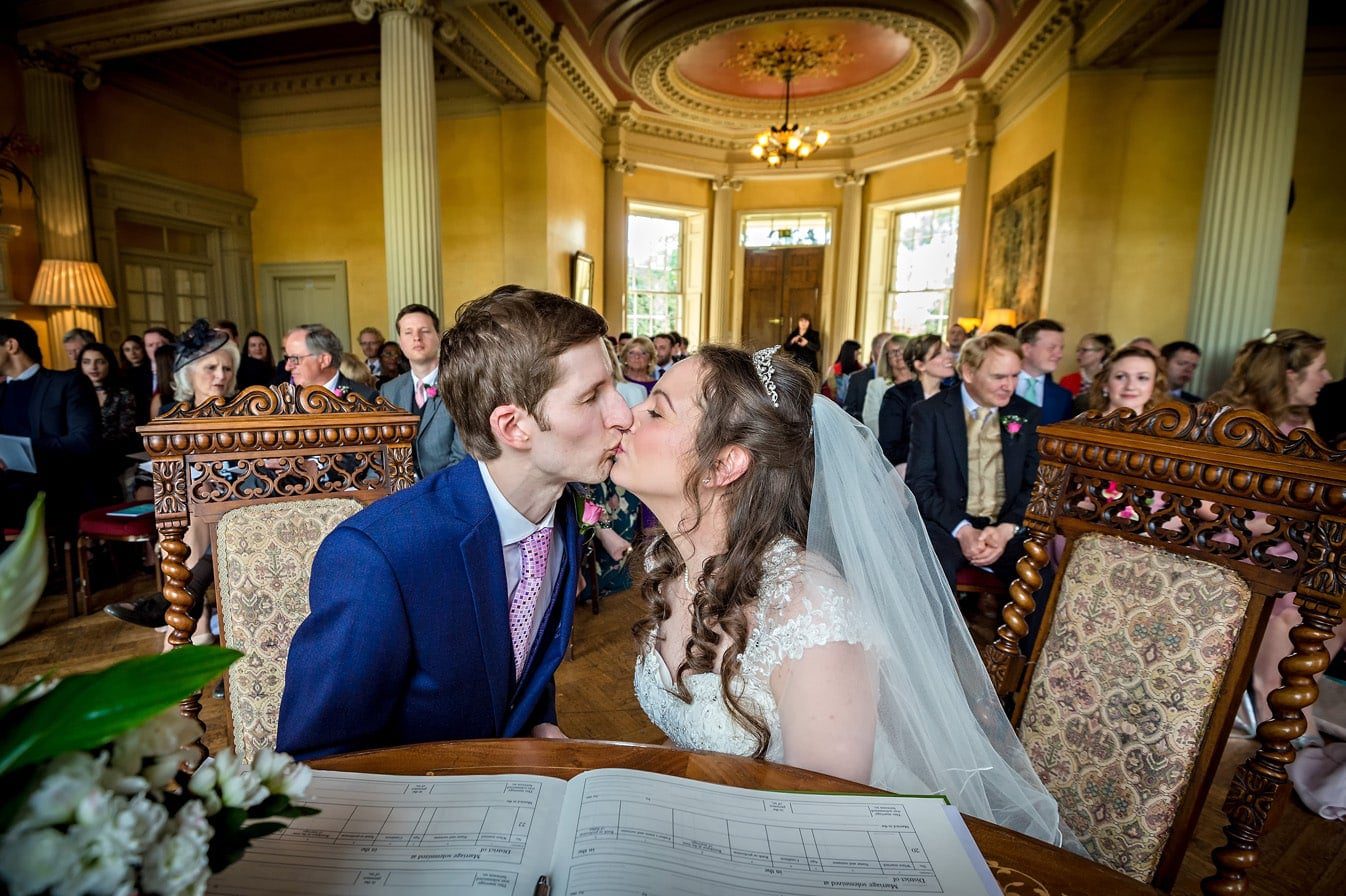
634 537 876 766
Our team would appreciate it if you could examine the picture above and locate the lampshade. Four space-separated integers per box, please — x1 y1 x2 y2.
956 317 982 333
981 307 1018 331
30 259 117 309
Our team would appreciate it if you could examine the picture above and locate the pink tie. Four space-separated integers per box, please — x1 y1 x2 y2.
509 527 552 679
414 379 427 409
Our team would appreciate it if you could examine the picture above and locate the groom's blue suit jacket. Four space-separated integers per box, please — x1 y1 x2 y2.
276 460 579 760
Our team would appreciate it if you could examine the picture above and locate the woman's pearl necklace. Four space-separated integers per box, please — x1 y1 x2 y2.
682 564 696 596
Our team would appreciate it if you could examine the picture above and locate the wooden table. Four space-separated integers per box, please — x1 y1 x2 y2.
313 738 1158 896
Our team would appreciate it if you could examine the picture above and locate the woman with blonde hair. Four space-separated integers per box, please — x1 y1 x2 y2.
339 351 377 389
862 334 910 434
621 335 659 394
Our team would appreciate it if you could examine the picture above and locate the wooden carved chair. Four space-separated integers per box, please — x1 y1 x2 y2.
981 401 1345 894
140 385 419 760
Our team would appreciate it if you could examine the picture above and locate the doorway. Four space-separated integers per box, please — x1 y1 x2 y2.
257 262 350 347
742 246 825 351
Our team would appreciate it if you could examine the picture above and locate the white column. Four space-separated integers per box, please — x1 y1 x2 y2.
831 173 866 345
1187 0 1308 395
355 0 444 320
21 52 103 357
952 144 991 323
707 176 741 344
603 158 635 329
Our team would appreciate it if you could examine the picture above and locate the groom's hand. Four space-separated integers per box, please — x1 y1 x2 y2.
531 723 567 739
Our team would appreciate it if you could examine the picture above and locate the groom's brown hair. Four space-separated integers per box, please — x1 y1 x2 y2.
439 284 608 460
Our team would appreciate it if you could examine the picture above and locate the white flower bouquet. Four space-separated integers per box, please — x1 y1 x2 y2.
0 496 319 896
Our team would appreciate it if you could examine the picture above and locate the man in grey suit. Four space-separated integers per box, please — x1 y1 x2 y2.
380 304 466 477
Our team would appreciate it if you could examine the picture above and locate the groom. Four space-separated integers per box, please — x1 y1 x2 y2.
277 286 633 759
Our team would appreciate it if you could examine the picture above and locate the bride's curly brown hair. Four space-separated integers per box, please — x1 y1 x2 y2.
633 345 815 757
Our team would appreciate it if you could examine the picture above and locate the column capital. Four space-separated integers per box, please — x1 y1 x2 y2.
951 138 993 162
833 172 867 189
351 0 440 24
711 176 743 192
604 158 637 176
18 45 100 89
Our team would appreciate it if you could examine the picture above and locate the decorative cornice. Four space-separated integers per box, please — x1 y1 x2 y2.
1090 0 1208 67
236 56 462 99
711 176 743 192
437 33 530 102
833 173 866 189
983 0 1079 100
493 1 614 123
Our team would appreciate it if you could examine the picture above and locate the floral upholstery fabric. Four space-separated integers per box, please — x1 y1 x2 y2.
215 499 363 762
1019 533 1251 881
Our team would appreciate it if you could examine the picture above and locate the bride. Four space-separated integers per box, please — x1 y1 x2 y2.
610 345 1079 851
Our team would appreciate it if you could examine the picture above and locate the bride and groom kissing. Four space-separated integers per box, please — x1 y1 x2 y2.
277 284 1079 852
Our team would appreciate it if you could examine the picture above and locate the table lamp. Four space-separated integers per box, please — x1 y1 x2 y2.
29 259 117 366
980 307 1018 332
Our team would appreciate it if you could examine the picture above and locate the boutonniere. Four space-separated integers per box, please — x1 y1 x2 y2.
570 486 608 541
1001 414 1027 437
424 385 437 398
332 385 347 398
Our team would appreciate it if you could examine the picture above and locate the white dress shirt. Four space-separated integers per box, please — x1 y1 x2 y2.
477 459 562 654
321 372 342 393
10 363 40 382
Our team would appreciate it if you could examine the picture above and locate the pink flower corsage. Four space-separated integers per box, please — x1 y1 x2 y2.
1001 414 1027 437
424 385 438 398
332 386 347 398
582 500 603 527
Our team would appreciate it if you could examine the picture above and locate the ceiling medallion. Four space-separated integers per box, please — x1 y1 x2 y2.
728 30 854 167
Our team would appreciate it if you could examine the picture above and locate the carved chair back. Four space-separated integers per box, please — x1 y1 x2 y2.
139 385 419 752
982 401 1345 893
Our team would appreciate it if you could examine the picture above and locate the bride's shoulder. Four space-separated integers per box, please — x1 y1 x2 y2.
757 538 851 616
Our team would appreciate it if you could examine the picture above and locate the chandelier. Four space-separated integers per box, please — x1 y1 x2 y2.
726 30 854 168
750 72 828 167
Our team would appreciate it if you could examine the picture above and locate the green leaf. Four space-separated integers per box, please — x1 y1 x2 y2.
0 646 241 776
0 494 48 646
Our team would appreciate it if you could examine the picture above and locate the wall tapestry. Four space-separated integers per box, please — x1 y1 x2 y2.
981 154 1053 325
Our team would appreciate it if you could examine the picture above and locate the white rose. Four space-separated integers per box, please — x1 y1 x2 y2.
15 752 106 831
143 747 195 789
142 802 211 896
61 794 137 896
187 763 222 816
0 827 76 896
250 748 313 801
211 748 266 811
110 710 202 777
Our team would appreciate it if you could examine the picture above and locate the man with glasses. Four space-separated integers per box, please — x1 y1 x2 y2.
358 326 385 377
283 324 376 400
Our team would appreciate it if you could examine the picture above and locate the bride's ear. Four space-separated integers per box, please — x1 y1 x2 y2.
709 444 750 488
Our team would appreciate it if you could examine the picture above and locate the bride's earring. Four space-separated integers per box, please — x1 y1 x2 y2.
701 478 711 485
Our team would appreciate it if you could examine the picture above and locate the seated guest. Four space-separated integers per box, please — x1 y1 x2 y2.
822 339 862 405
77 341 140 499
1015 319 1072 424
0 319 100 534
906 332 1052 643
282 324 377 400
380 303 466 476
120 335 153 424
146 345 178 418
1088 346 1168 415
339 352 378 391
62 327 96 365
863 335 910 435
843 331 891 421
1127 336 1159 356
878 334 955 467
621 336 658 394
377 340 407 385
1058 333 1112 397
237 330 276 390
278 285 634 759
946 322 968 358
141 327 174 397
652 333 677 378
358 326 385 378
1161 340 1203 402
1312 378 1345 445
616 332 632 350
588 340 645 596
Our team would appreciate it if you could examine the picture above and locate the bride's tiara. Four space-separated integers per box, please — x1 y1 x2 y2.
752 347 779 408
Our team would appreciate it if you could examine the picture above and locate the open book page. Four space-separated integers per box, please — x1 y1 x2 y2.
549 768 998 895
208 771 567 895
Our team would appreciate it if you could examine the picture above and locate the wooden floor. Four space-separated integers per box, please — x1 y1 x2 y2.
4 569 1345 896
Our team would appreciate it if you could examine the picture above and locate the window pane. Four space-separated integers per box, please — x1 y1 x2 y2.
124 264 144 291
192 271 207 296
148 294 165 320
626 214 684 335
128 292 146 318
741 213 831 247
166 227 207 257
886 206 959 336
117 220 164 253
145 267 162 291
175 268 191 295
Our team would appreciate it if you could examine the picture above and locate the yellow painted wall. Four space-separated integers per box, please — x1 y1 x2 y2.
735 175 838 210
545 109 605 314
440 113 505 311
1274 74 1346 376
499 105 549 291
866 154 966 203
625 168 710 209
241 124 386 343
78 83 245 194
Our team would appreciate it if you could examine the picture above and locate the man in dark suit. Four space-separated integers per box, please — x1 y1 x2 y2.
0 319 100 533
380 303 465 477
278 286 633 759
906 332 1053 641
1161 340 1203 403
1015 319 1072 424
844 331 891 421
1312 378 1345 445
281 323 377 400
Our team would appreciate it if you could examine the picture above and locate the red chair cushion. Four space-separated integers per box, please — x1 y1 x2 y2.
79 503 156 539
955 566 1006 593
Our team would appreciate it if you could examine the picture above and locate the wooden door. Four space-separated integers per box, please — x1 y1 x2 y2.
742 246 825 351
259 262 350 347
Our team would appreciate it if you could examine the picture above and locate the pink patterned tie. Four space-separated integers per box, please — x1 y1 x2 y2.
509 527 552 679
414 379 427 409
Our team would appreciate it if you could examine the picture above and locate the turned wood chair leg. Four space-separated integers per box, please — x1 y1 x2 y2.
75 534 94 618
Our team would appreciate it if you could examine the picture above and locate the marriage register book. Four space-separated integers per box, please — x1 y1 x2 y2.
208 767 999 896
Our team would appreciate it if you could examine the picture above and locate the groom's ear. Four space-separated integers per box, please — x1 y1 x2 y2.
711 444 750 488
489 404 532 452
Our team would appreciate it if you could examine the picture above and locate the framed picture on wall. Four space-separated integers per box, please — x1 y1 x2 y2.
571 251 594 306
981 154 1053 325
